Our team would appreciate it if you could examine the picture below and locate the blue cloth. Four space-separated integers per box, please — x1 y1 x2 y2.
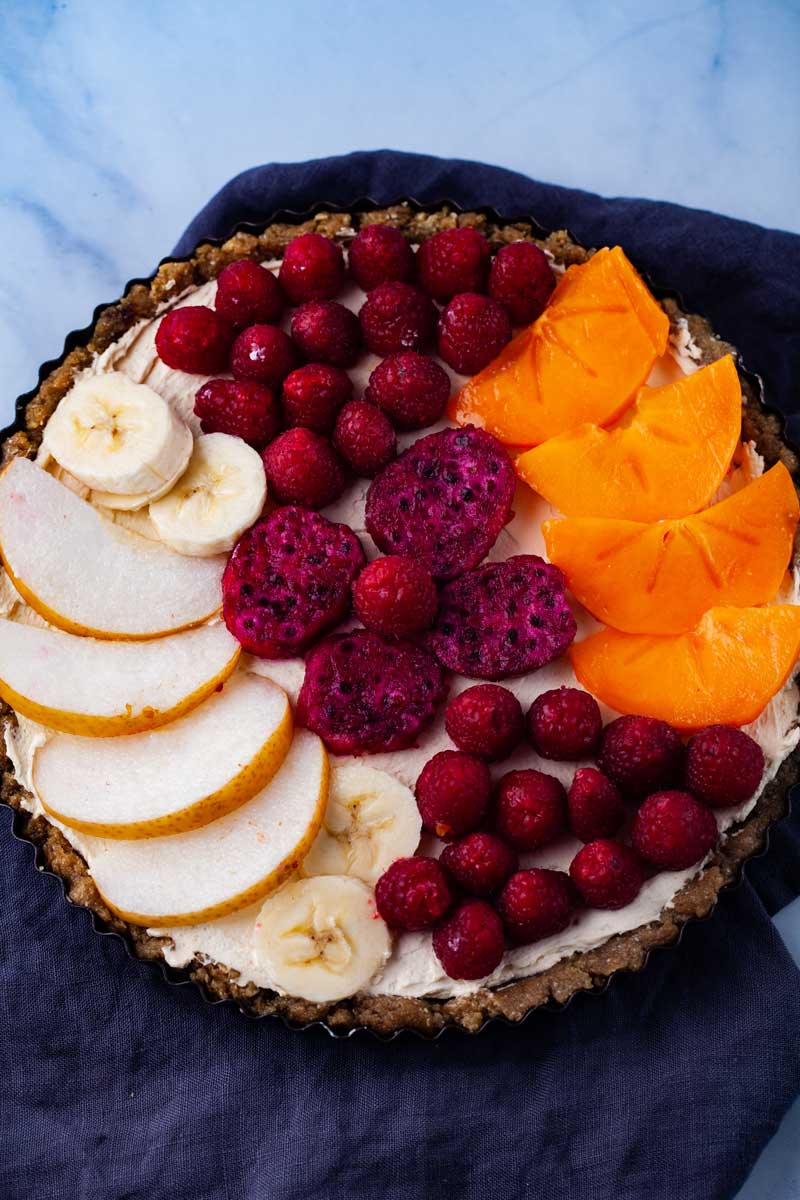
2 151 799 1200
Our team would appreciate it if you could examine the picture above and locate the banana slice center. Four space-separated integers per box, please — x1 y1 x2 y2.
330 794 392 875
283 904 354 973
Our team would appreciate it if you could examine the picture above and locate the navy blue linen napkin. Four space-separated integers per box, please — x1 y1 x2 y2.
2 151 799 1200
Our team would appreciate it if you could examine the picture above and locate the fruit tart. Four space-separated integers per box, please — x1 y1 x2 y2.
2 204 799 1037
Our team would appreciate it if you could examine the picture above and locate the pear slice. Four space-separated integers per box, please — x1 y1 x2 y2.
0 619 240 736
0 458 225 639
34 673 292 838
83 730 329 926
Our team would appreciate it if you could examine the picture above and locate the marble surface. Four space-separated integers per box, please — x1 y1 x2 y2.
0 0 799 1195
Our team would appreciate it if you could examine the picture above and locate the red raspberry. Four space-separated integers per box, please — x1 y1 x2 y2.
194 379 281 449
349 224 415 291
437 293 512 375
432 899 505 980
415 750 491 841
569 839 644 909
445 684 524 762
290 301 361 368
365 352 451 431
417 228 491 302
155 306 233 374
261 428 345 509
352 555 438 637
684 725 765 809
215 259 284 328
568 767 625 842
230 324 298 388
494 769 567 851
527 687 602 762
278 232 344 303
440 832 518 897
375 856 452 931
281 364 352 434
359 282 437 356
488 242 555 325
332 400 396 477
498 869 578 945
598 715 686 801
631 791 718 870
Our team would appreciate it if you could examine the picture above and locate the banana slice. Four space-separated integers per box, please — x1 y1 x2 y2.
254 876 390 1002
149 433 266 557
43 372 192 496
91 461 189 511
303 765 421 885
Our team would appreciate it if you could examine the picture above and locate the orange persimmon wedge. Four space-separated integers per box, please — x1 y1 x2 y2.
543 463 799 634
449 246 669 446
570 605 800 729
517 354 742 520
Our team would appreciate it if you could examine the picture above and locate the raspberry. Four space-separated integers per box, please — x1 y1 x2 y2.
230 324 298 388
437 293 512 375
445 684 524 762
432 899 505 980
568 767 625 843
349 224 415 291
359 282 438 356
262 428 345 509
215 259 284 328
352 555 438 637
440 832 518 897
375 857 452 931
332 400 396 477
290 301 361 368
417 228 491 302
488 242 555 325
365 352 451 431
598 715 686 801
194 379 281 449
493 769 567 851
155 306 233 375
631 790 718 870
498 869 578 945
569 839 645 910
684 725 765 809
527 687 602 761
281 364 352 434
415 750 491 842
278 232 345 303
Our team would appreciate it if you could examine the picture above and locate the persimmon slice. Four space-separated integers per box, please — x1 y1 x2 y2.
517 354 742 520
543 463 799 634
449 246 669 446
570 605 800 729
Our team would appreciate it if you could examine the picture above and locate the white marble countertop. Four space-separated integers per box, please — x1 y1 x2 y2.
0 1 798 1195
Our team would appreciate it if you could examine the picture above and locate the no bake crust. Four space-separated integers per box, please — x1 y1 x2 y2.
2 204 798 1037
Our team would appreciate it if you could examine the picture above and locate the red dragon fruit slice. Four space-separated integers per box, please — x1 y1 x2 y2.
364 426 515 581
429 555 577 680
296 630 446 754
222 506 365 658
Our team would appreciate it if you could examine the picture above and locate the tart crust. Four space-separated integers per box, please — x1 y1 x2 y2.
2 204 798 1037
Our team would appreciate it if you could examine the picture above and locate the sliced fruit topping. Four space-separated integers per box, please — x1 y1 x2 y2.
497 868 578 946
290 301 361 368
517 354 741 520
488 241 555 325
349 224 416 291
429 554 576 679
278 232 345 304
444 683 524 762
543 463 798 634
34 674 291 839
439 832 518 897
569 840 644 910
262 427 346 510
352 555 438 638
155 305 234 375
571 605 800 729
0 459 225 639
527 686 603 761
364 426 515 581
415 750 491 841
433 898 505 980
149 432 266 557
222 506 364 658
215 259 284 328
302 764 421 886
333 400 396 478
194 379 282 448
296 630 445 755
365 352 451 431
631 790 718 870
417 227 491 302
684 725 765 809
0 619 240 736
87 730 328 926
451 246 669 446
255 874 389 1003
437 293 512 375
494 769 568 851
375 857 452 931
359 281 437 356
